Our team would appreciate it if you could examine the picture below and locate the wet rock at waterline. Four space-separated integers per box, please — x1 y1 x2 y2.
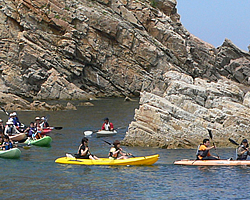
123 71 250 148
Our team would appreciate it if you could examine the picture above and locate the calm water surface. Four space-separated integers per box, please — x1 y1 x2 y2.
1 98 250 200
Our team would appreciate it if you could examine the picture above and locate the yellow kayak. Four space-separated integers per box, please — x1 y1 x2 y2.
55 154 159 166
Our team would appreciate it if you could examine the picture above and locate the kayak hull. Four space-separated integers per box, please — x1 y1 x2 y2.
9 133 27 142
41 128 53 135
24 136 52 147
96 130 117 138
55 154 159 166
174 159 250 166
0 148 21 159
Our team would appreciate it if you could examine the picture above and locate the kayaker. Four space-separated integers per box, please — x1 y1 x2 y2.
75 137 99 160
236 139 250 160
12 112 21 127
196 139 219 160
4 120 20 136
1 135 14 150
40 116 49 128
100 117 114 131
34 116 41 128
24 122 37 138
109 140 132 160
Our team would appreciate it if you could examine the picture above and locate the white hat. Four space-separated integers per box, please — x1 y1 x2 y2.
0 119 3 122
6 121 13 125
10 113 14 117
13 112 17 116
35 116 40 120
41 117 45 120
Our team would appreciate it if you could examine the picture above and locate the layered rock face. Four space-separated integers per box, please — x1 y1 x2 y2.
1 0 250 146
123 71 250 148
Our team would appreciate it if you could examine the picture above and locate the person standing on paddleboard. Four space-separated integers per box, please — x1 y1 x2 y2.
196 139 219 160
237 139 250 160
100 117 114 131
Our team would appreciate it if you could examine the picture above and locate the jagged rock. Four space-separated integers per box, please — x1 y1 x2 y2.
123 71 250 148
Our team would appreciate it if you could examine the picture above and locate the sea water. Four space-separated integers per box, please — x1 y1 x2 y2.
1 98 250 200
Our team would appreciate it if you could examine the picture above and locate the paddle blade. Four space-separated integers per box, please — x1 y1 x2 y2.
84 131 93 136
229 138 239 146
53 127 63 130
23 146 31 150
208 129 213 139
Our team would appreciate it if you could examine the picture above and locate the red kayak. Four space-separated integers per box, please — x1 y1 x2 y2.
41 128 53 135
41 127 63 135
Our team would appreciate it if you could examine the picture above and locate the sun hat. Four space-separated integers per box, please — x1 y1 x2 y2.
35 117 40 120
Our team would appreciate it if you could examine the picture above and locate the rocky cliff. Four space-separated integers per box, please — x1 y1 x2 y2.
1 0 250 147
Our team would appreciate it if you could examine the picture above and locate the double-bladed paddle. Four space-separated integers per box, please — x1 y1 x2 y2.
228 138 239 146
0 106 9 116
208 129 220 158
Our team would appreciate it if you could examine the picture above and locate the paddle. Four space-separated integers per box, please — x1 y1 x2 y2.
229 138 240 146
101 139 135 157
208 129 220 158
51 127 63 130
0 106 9 116
15 142 31 150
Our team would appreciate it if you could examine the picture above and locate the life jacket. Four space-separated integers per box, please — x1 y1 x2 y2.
28 127 37 137
237 145 249 160
5 126 14 135
2 141 13 150
196 145 209 160
109 147 119 158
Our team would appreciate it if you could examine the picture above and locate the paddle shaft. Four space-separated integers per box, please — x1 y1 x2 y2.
208 129 220 158
101 139 135 157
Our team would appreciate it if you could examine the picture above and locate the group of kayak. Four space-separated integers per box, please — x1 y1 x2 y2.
0 113 54 159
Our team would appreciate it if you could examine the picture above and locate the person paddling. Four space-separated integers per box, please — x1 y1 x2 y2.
196 139 219 160
237 139 250 160
100 117 114 131
1 135 14 150
109 140 132 160
75 137 99 160
4 120 20 136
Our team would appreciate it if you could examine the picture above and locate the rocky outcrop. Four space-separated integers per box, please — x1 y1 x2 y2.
123 71 250 148
0 91 76 111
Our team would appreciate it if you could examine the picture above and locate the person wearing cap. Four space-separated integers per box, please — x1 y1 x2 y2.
12 112 21 127
4 120 20 136
40 116 49 128
100 117 114 131
109 140 132 160
237 139 250 160
196 139 219 160
34 117 41 128
75 137 99 160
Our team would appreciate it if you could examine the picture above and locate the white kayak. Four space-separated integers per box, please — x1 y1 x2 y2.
96 130 117 138
174 159 250 166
